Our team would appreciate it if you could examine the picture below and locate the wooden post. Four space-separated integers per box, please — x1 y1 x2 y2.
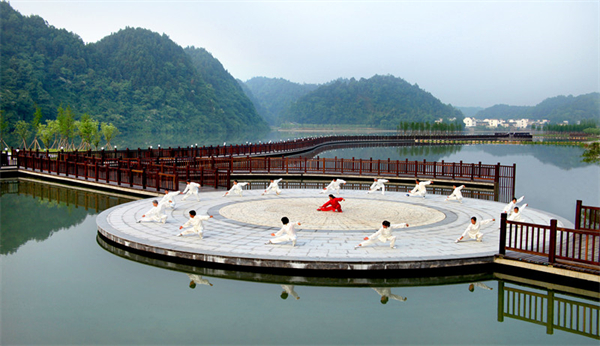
497 281 505 322
129 169 133 187
548 219 557 264
95 162 99 182
546 290 555 335
499 212 507 256
575 200 582 230
142 168 147 190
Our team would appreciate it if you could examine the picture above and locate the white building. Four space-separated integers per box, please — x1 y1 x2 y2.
463 117 477 127
515 119 529 128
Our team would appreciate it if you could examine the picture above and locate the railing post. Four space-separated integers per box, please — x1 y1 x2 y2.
497 281 505 322
575 200 582 230
548 219 557 264
129 169 133 187
95 162 99 182
494 162 501 202
142 168 147 190
546 290 555 335
499 212 507 256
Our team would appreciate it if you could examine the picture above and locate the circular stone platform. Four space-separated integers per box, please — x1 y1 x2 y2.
96 189 573 272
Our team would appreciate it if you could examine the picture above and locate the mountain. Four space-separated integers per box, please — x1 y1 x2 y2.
474 93 599 123
243 77 319 125
456 106 484 118
284 75 464 128
0 2 268 141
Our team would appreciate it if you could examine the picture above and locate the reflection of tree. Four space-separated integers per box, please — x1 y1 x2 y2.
479 144 592 170
314 144 463 162
582 142 600 164
0 180 133 255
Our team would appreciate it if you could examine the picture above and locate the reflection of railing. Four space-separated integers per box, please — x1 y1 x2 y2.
499 212 600 269
498 281 600 339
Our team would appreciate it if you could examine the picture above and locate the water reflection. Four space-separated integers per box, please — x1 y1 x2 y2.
187 274 213 289
372 287 407 304
280 285 300 300
0 179 134 254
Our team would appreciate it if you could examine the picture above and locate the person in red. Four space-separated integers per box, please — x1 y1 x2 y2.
317 194 345 212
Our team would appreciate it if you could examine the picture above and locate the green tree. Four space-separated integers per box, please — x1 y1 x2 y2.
14 120 30 149
56 105 76 150
101 122 119 149
582 142 600 164
37 119 58 149
75 113 97 150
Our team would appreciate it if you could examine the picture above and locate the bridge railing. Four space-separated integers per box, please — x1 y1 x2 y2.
576 200 600 231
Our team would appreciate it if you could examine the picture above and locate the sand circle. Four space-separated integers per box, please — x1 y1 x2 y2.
219 197 446 230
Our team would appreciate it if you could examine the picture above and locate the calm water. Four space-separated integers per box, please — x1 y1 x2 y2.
1 144 598 345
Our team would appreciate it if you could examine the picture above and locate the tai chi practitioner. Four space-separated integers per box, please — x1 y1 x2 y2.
177 210 213 238
502 196 525 214
406 179 433 198
187 274 213 288
320 178 346 194
468 282 493 292
266 217 301 246
507 204 528 222
159 189 180 209
137 200 167 224
262 178 283 196
181 180 201 201
367 178 389 195
355 221 409 249
223 180 249 197
455 217 495 243
317 194 345 212
372 287 407 304
280 285 300 300
446 185 465 203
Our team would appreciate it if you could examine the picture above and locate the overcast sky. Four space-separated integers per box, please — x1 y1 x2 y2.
8 0 600 108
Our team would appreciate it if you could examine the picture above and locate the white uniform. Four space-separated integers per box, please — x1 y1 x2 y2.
320 179 346 194
182 182 200 201
188 274 212 287
457 218 495 242
178 215 211 238
503 196 525 214
263 178 283 195
407 180 432 198
372 287 407 302
471 282 493 291
139 204 167 223
224 182 248 197
281 285 300 300
446 185 465 203
357 223 408 249
367 179 389 195
270 221 300 246
508 204 527 222
159 191 179 209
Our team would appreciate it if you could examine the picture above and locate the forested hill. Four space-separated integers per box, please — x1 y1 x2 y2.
243 77 319 125
284 75 463 127
0 2 268 138
475 93 599 123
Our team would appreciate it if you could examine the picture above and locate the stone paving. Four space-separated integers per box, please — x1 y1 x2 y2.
96 188 572 269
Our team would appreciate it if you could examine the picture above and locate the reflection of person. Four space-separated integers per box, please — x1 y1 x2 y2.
468 282 493 292
367 178 388 195
280 285 300 300
317 194 345 212
372 287 407 304
266 217 301 246
177 210 213 238
321 178 346 194
223 180 249 197
445 185 465 203
355 221 408 249
502 196 525 214
262 178 283 196
508 204 528 222
137 200 167 223
160 190 180 209
455 217 495 243
188 274 213 288
406 179 433 198
181 180 201 201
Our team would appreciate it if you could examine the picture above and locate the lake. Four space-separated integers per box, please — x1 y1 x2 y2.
1 142 598 345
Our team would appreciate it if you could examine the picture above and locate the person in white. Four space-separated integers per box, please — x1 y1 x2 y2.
137 200 167 224
468 282 493 292
187 274 213 288
280 285 300 300
445 185 465 203
223 180 249 197
177 210 213 238
406 179 433 198
159 189 179 209
262 178 283 196
372 287 407 304
355 221 409 249
502 196 525 214
455 216 495 243
367 178 389 195
181 180 201 201
507 204 528 222
266 217 301 246
320 178 346 194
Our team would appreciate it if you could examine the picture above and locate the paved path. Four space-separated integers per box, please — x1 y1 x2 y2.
97 189 572 271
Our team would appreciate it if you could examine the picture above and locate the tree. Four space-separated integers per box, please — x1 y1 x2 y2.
29 107 43 149
0 110 8 148
56 105 76 150
101 122 119 149
14 120 30 149
37 120 58 149
76 114 98 150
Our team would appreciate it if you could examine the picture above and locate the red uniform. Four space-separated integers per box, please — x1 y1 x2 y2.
317 197 344 212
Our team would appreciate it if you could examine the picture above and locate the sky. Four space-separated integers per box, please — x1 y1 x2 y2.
8 0 600 108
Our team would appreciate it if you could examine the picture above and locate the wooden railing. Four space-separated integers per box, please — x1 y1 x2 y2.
498 281 599 339
499 213 600 268
576 200 600 231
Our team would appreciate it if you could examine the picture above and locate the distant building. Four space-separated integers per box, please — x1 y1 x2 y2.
463 117 477 127
515 119 529 128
